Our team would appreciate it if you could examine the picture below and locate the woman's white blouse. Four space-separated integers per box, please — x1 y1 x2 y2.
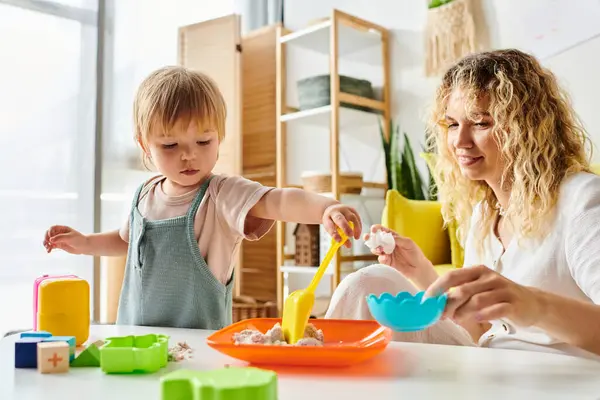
463 172 600 360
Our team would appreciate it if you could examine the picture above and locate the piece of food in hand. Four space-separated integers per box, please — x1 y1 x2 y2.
365 230 395 254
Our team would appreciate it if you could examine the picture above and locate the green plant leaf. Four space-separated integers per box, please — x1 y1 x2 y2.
402 133 425 200
390 123 399 191
428 0 454 9
420 144 438 201
379 119 391 187
379 119 432 200
427 170 437 201
378 118 393 190
397 153 413 198
396 132 415 199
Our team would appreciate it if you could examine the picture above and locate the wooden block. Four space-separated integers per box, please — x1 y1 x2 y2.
15 338 44 368
20 331 52 339
42 336 76 361
70 342 101 367
37 342 69 374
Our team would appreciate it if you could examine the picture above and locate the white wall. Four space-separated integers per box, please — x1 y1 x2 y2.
545 37 600 155
284 0 600 161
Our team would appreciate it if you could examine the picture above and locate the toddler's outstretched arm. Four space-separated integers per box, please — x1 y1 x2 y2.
44 225 128 256
249 188 362 243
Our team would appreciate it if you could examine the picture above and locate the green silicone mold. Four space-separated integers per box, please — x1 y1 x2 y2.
99 333 169 374
161 367 278 400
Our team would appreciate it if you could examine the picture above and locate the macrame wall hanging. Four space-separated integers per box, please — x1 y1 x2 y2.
424 0 477 77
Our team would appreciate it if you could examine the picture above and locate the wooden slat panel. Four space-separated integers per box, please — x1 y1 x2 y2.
241 167 277 301
239 26 278 302
242 25 277 172
178 15 242 177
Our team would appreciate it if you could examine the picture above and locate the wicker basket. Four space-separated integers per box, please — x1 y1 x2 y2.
232 296 278 323
301 171 363 194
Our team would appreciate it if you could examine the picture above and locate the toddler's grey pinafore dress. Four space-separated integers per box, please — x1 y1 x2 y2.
116 176 233 329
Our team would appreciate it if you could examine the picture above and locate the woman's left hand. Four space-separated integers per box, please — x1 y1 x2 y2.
424 265 545 327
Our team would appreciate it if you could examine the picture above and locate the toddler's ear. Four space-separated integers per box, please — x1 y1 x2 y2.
137 138 151 157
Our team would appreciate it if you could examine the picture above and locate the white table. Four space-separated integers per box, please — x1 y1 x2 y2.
1 324 600 400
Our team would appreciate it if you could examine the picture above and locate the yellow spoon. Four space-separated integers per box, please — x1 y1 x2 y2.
282 222 354 345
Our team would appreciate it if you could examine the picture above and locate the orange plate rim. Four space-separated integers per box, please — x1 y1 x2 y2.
206 318 392 352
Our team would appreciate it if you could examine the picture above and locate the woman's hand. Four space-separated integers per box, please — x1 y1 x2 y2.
425 265 544 327
364 224 438 289
44 225 90 255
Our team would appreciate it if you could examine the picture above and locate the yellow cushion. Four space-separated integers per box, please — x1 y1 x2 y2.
590 164 600 175
382 189 451 266
420 152 464 268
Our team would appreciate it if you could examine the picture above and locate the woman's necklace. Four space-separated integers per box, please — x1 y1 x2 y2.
495 202 507 217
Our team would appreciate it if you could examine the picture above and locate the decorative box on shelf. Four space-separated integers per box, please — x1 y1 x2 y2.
297 74 377 113
301 171 363 194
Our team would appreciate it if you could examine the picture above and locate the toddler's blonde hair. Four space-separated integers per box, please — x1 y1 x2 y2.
426 49 592 255
133 66 227 166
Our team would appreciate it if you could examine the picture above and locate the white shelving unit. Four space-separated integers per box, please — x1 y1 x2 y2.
280 17 383 65
280 105 381 129
275 9 391 313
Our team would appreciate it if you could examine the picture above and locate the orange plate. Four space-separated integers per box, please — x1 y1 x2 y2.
206 318 392 367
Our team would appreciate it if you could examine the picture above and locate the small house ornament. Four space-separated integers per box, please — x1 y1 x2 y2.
293 224 320 266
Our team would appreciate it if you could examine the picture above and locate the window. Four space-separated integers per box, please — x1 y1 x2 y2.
0 2 98 336
0 0 237 333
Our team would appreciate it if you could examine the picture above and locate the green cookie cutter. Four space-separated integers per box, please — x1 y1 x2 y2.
99 333 169 374
161 367 278 400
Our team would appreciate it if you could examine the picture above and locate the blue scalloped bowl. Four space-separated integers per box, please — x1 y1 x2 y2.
366 291 447 332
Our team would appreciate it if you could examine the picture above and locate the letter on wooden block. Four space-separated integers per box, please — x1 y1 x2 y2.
37 342 69 374
42 336 76 362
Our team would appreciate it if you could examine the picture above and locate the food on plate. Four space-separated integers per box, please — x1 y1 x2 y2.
232 322 324 346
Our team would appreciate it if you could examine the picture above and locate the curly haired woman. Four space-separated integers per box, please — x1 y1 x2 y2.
326 49 600 360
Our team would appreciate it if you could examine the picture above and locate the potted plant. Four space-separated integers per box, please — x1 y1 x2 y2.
379 119 436 201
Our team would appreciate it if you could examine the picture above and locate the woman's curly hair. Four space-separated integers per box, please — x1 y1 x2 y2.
426 49 592 255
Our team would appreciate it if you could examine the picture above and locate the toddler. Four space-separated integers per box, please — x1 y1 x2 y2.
43 66 362 330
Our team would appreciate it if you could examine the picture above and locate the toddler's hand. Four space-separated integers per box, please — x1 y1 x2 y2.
44 225 89 255
322 203 362 248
